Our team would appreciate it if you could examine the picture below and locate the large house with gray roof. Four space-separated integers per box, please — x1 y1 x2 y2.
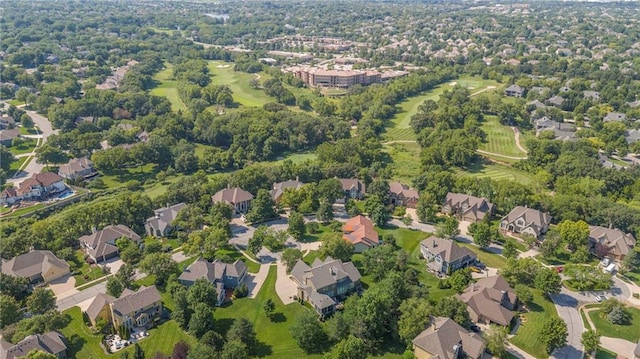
499 206 551 239
178 258 248 306
339 178 365 201
211 187 254 214
457 276 517 327
291 257 362 316
145 202 186 237
388 182 419 208
420 236 477 275
110 286 162 330
270 178 304 203
0 331 67 359
504 84 525 97
1 250 70 285
442 193 494 223
78 225 141 263
58 157 96 181
412 317 487 359
588 226 636 262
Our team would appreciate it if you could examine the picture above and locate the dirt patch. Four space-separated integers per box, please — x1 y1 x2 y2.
216 64 231 68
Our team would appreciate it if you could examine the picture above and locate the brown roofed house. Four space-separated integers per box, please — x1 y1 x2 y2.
588 226 636 262
499 206 551 239
0 331 67 359
178 258 248 306
58 157 96 180
412 317 486 359
457 275 517 326
78 225 141 263
1 249 70 285
0 172 66 205
110 286 162 330
442 193 495 223
388 182 419 208
145 202 187 237
0 129 20 147
420 236 477 275
84 293 115 327
338 178 365 201
211 187 254 214
270 178 304 203
342 215 380 253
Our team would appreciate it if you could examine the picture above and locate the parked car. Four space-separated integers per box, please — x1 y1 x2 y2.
470 325 481 332
475 262 486 269
470 266 482 273
595 295 607 302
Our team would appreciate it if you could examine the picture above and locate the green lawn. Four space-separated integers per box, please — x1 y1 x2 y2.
595 349 617 359
3 202 46 218
9 138 37 155
100 163 159 189
9 156 29 172
455 240 507 269
207 61 274 108
510 290 560 359
18 127 41 135
150 63 187 112
589 307 640 342
377 226 429 257
457 159 535 185
215 247 261 273
383 141 422 184
479 115 527 158
73 252 107 288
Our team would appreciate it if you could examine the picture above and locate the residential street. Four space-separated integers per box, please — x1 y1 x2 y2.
549 292 584 359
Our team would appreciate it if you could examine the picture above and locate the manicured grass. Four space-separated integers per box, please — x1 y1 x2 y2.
589 307 640 342
302 250 319 266
595 348 617 359
457 158 535 185
479 115 527 157
377 226 429 257
143 175 182 199
207 61 274 108
215 247 261 273
150 63 187 112
383 141 422 184
3 202 46 218
9 138 37 155
9 156 28 172
303 224 334 243
100 163 159 188
510 290 560 359
18 127 41 135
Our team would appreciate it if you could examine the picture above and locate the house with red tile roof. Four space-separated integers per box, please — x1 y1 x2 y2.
0 172 66 205
341 215 379 253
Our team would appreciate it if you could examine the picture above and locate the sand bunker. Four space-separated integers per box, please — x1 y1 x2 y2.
216 64 231 68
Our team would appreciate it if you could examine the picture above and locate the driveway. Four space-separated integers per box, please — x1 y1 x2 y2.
57 281 109 311
275 261 297 305
600 336 637 358
245 263 271 299
549 292 584 359
48 275 78 299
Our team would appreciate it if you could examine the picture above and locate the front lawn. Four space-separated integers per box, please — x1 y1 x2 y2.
595 349 617 359
72 251 107 287
9 138 37 155
455 241 507 269
588 307 640 342
215 247 261 273
510 290 560 359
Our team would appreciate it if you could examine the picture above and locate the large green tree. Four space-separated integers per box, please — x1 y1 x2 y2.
245 189 276 224
26 288 56 315
541 318 568 354
287 211 306 240
290 310 326 353
318 232 354 262
398 297 431 345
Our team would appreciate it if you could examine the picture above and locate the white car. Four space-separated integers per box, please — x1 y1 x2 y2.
595 295 607 302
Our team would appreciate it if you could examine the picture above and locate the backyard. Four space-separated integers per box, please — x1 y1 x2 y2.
510 290 561 359
9 138 38 155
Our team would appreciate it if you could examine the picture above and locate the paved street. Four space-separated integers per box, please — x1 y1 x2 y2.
549 293 584 359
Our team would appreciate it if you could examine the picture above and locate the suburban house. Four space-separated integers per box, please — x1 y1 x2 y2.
499 206 551 239
504 84 525 97
420 236 477 275
388 182 419 208
441 193 495 223
85 286 162 331
291 257 362 316
457 276 517 327
588 226 637 262
78 225 142 263
0 129 20 146
534 118 578 141
270 178 304 203
211 187 254 214
178 258 248 306
583 91 600 101
0 172 67 205
603 112 626 122
547 95 565 107
338 178 365 201
0 331 68 359
412 317 487 359
1 249 70 285
0 115 16 129
342 215 380 253
58 157 97 180
145 202 187 237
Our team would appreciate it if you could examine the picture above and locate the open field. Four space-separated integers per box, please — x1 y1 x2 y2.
457 159 535 185
479 115 527 157
150 64 187 112
510 290 561 359
207 61 274 107
383 141 421 184
589 307 640 342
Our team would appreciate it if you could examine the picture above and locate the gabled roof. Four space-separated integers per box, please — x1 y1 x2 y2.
338 178 365 193
389 182 419 201
1 250 70 280
443 193 494 221
458 276 516 326
0 331 67 359
270 179 304 201
588 225 636 258
0 129 19 142
505 84 524 93
58 157 94 178
178 258 248 284
603 112 626 122
547 95 565 106
412 317 486 359
342 215 379 248
146 203 186 233
111 286 161 316
211 187 254 205
291 257 361 293
18 172 64 193
501 206 551 236
85 293 115 322
78 225 140 260
420 236 477 264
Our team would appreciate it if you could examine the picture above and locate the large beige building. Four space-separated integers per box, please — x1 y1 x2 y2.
292 67 382 88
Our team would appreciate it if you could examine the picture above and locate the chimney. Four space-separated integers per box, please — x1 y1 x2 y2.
91 226 97 234
295 176 299 182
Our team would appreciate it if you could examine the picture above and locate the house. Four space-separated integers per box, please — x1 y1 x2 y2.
341 215 380 253
291 257 362 316
500 206 551 239
178 258 248 306
1 250 70 285
412 317 486 359
526 100 547 110
588 226 636 262
0 115 16 129
211 187 254 214
0 129 20 146
58 157 96 180
534 118 578 141
145 203 187 237
547 95 565 107
78 225 141 263
603 112 626 122
0 172 66 205
442 193 494 223
457 276 517 326
270 178 304 203
104 286 163 331
388 182 419 208
339 178 365 200
504 85 525 97
626 129 640 144
583 91 600 101
420 236 477 275
0 331 67 359
85 293 115 327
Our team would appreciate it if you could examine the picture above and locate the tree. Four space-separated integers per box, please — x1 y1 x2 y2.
398 297 431 345
362 244 401 282
133 343 145 359
432 297 471 329
541 317 568 354
189 303 215 337
325 311 350 342
0 146 15 172
540 231 561 259
558 220 590 251
502 239 518 259
171 341 190 359
187 279 218 308
24 351 57 359
607 305 630 325
449 268 472 293
106 276 125 297
245 189 276 224
226 318 257 351
290 310 326 353
26 288 56 315
171 288 191 330
288 211 306 240
0 294 21 328
485 325 508 358
316 201 334 224
220 340 249 359
281 248 303 272
535 268 562 296
200 330 225 352
139 252 178 286
318 232 354 262
323 335 368 359
0 273 29 300
186 343 217 359
581 330 600 356
514 284 533 306
364 196 389 227
436 216 459 239
263 299 275 319
21 113 34 129
35 144 67 167
470 222 492 248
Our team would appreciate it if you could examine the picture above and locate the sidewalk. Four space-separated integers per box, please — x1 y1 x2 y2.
506 343 537 359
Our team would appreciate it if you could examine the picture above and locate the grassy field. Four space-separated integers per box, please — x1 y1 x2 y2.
479 115 527 157
150 64 187 112
589 307 640 342
382 141 422 184
457 158 535 185
207 61 274 108
510 290 560 359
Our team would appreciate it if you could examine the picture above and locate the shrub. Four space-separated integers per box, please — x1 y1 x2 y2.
607 306 630 325
233 283 249 298
305 222 320 234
